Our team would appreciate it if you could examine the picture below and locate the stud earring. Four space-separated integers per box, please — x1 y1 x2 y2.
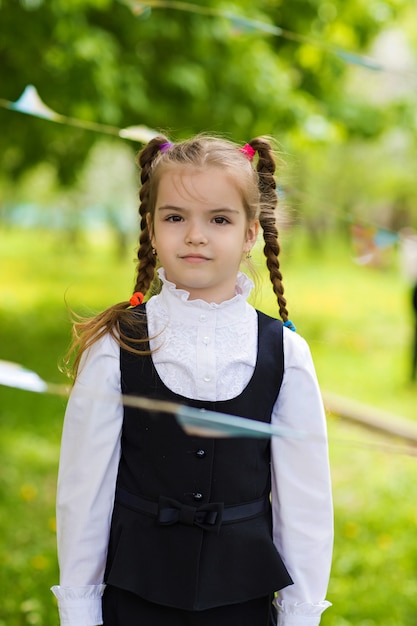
152 247 157 255
246 251 252 260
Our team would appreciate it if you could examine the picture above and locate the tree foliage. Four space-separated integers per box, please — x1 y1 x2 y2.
0 0 412 186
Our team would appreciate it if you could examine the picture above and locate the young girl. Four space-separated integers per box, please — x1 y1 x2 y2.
51 135 333 626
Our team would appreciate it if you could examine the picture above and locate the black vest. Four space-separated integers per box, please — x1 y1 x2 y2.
105 305 293 610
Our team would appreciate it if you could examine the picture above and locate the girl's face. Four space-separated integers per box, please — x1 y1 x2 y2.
150 165 259 303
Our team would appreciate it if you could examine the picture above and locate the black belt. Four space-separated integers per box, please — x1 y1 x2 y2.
116 487 269 533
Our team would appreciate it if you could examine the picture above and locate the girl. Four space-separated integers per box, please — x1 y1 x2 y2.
51 135 333 626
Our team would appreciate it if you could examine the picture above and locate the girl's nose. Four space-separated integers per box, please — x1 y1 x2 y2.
185 222 208 245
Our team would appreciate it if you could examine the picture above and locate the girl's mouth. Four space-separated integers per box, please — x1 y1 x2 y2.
180 254 210 262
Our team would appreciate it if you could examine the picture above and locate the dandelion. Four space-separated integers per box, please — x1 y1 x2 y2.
377 533 392 550
20 484 38 502
31 555 49 570
343 521 360 538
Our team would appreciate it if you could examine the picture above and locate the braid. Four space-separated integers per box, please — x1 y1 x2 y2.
134 135 169 295
249 137 289 323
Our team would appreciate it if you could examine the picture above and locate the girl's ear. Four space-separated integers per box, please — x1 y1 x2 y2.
244 219 260 252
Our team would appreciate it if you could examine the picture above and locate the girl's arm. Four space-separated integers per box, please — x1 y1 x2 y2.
51 333 123 626
271 328 333 626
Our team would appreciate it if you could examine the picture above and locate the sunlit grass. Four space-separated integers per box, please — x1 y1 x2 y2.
324 418 417 625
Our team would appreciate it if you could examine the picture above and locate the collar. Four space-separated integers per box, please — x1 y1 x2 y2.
152 268 254 327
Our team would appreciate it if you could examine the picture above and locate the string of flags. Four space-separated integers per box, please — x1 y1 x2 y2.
1 0 415 134
2 359 417 457
0 84 159 144
0 360 303 440
1 0 416 140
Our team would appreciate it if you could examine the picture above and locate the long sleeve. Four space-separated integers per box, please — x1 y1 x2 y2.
271 328 333 626
51 333 123 626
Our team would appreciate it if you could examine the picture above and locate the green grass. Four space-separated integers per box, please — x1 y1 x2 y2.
324 418 417 625
1 226 417 625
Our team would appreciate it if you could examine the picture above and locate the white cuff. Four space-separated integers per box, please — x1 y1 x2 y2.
275 601 332 626
51 585 105 626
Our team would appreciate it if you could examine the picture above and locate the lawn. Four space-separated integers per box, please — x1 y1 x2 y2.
1 226 416 625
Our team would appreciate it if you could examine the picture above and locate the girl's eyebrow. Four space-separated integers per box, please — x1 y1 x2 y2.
156 205 240 214
156 205 185 212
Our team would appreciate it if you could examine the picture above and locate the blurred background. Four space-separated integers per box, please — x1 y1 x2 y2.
1 0 417 624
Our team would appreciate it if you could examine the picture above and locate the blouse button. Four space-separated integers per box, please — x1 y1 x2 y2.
199 314 207 322
202 336 210 345
203 375 211 382
193 492 203 501
195 449 206 458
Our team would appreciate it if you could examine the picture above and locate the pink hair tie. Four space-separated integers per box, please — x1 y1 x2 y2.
159 141 173 153
239 143 256 162
129 292 144 306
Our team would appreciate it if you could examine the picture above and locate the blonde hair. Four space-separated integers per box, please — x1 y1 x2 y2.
64 134 289 379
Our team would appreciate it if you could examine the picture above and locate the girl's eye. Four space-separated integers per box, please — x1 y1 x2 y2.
213 216 230 225
166 215 183 222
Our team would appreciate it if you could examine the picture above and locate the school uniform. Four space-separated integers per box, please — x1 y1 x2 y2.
103 305 291 623
52 270 333 626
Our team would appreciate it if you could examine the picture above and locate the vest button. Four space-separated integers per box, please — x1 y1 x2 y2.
193 492 203 501
195 449 206 458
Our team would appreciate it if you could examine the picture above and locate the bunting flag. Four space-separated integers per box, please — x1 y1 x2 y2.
1 84 159 144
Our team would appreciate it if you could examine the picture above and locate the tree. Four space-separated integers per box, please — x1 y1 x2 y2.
0 0 408 185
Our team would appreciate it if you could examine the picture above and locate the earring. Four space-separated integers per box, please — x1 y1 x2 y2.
246 251 252 260
152 247 157 255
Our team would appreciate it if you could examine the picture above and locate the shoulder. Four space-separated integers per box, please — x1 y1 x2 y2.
77 332 120 379
254 309 313 363
282 325 316 371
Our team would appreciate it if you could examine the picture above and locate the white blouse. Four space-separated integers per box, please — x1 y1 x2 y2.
51 270 333 626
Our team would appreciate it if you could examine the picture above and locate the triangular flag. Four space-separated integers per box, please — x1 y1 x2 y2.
9 85 59 120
